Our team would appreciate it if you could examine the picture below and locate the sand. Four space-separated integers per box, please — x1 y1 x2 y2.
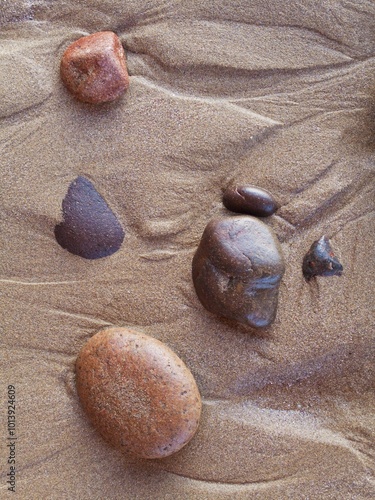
1 1 375 498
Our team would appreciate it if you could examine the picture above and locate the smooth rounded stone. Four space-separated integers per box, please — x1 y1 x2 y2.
76 327 202 459
303 235 343 280
60 31 129 104
192 216 285 328
54 176 124 259
222 184 279 217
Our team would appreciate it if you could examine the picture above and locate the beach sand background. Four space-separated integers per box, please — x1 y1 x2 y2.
1 1 375 498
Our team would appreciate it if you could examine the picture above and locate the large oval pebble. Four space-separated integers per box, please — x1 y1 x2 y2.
222 184 278 217
76 327 202 459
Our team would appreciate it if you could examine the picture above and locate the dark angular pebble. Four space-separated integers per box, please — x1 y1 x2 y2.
303 235 343 280
222 184 278 217
54 176 124 259
192 216 285 328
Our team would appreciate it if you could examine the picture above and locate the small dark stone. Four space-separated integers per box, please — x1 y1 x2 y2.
303 236 343 280
55 176 124 259
76 327 202 459
222 185 278 217
192 216 285 328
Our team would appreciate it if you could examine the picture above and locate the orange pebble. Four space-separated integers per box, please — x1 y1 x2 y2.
76 327 202 459
60 31 129 104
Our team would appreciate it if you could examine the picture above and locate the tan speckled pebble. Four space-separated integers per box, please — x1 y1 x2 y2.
76 327 202 459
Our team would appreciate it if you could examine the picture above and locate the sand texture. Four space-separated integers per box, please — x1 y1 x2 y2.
1 1 375 498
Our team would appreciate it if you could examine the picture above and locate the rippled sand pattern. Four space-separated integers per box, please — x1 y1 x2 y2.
1 1 375 498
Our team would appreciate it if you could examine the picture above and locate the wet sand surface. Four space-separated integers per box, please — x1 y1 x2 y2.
1 1 375 498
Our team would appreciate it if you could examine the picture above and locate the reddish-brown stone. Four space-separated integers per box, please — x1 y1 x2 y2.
76 327 202 459
60 31 129 104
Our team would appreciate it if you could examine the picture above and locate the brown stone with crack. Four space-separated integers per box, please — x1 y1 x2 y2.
223 184 279 217
76 327 202 459
192 216 285 328
60 31 129 104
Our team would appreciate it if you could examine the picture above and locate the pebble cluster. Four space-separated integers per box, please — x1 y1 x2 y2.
222 184 278 217
54 32 344 461
58 35 204 459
